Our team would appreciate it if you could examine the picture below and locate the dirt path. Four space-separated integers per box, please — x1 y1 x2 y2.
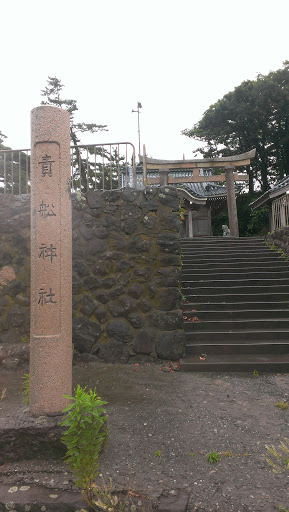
1 362 289 511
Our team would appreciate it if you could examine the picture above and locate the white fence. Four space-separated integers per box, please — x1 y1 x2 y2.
272 194 289 231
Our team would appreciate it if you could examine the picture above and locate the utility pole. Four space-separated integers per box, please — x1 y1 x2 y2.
132 102 142 159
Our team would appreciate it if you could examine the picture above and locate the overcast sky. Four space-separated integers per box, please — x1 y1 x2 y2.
1 0 288 160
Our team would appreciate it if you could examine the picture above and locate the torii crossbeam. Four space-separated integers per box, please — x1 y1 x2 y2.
140 148 256 237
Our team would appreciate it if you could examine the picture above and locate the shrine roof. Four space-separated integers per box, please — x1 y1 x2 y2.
250 175 289 210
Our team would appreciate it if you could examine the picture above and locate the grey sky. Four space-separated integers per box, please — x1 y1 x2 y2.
1 0 288 159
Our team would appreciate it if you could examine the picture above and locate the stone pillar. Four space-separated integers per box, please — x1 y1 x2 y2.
30 106 72 416
188 210 193 238
159 168 169 186
225 165 239 237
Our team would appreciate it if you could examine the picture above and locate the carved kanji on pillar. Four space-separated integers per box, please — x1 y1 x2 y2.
30 106 72 416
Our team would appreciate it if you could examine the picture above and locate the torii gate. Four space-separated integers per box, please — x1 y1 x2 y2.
140 148 256 237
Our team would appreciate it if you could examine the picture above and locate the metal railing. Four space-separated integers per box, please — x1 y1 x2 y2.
0 142 136 194
0 148 31 194
272 194 289 231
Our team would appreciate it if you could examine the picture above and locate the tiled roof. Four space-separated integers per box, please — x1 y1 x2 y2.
250 174 289 210
146 169 241 199
271 175 289 191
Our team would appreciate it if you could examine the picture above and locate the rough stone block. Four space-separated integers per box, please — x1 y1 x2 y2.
83 276 101 291
160 254 181 267
127 284 143 299
106 318 134 343
7 304 26 327
103 189 121 203
80 295 97 317
109 286 125 299
127 312 145 329
159 185 179 209
133 267 151 282
123 188 142 204
73 260 91 278
157 233 180 254
121 218 138 234
98 340 129 363
116 259 133 272
157 267 181 287
142 212 156 229
73 316 101 353
156 330 185 360
148 311 183 330
102 277 117 289
132 329 156 354
95 291 109 304
139 300 152 313
108 295 136 317
88 239 106 255
86 189 105 209
4 279 26 298
156 288 182 311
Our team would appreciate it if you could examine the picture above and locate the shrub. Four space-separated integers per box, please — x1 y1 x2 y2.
61 385 108 510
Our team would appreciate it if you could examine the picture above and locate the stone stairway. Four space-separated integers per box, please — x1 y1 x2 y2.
180 236 289 371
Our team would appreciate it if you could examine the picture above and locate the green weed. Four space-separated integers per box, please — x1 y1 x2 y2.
61 385 108 511
222 451 232 457
265 438 289 473
21 373 30 404
278 505 289 512
20 335 29 343
207 451 220 464
276 402 288 410
155 450 161 457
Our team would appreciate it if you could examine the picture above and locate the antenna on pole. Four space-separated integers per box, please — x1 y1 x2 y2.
132 102 142 160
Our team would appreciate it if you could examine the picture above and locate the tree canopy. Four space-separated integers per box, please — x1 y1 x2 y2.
41 76 108 146
0 131 8 149
41 76 112 190
183 62 289 195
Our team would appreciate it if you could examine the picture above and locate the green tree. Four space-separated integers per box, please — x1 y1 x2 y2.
41 76 108 190
211 193 269 237
0 131 8 149
183 62 289 196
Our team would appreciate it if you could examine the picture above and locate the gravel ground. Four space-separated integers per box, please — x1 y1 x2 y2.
1 362 289 511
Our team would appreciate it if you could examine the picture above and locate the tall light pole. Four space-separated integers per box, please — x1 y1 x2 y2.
132 102 142 159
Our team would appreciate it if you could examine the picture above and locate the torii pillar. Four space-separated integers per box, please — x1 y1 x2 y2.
30 106 72 416
225 164 239 237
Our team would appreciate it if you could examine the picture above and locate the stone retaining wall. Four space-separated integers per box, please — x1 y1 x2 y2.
266 227 289 256
0 188 184 369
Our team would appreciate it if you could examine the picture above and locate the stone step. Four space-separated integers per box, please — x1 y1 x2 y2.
182 271 289 281
182 278 289 288
180 353 289 372
180 236 289 371
184 318 289 332
181 244 272 251
181 261 289 272
181 245 270 253
185 342 289 356
181 236 264 242
182 284 289 295
181 251 282 260
183 309 289 321
181 256 283 266
183 300 289 311
183 292 289 303
185 330 289 343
